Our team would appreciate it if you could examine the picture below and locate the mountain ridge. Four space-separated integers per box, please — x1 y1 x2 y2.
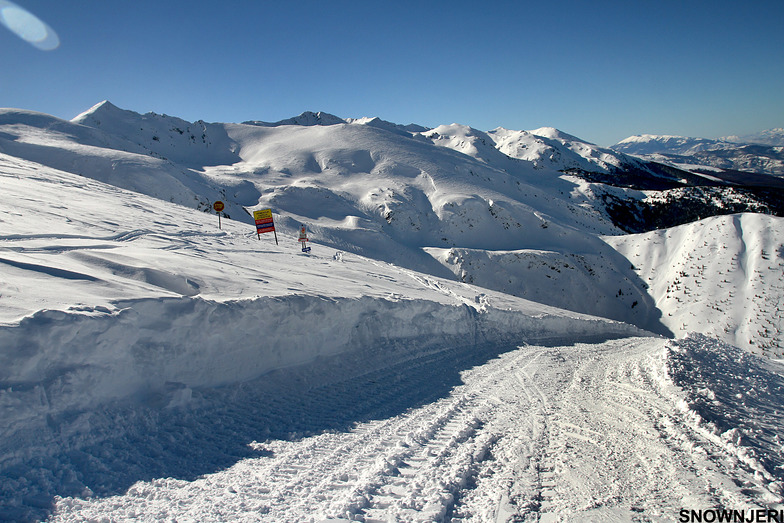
2 100 782 352
612 132 784 177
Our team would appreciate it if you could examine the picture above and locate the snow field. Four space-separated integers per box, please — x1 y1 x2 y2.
665 335 784 491
3 103 784 521
46 336 784 522
425 245 666 336
8 102 783 353
606 213 784 355
0 153 647 520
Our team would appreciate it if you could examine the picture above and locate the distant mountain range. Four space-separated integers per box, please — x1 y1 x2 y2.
611 132 784 177
722 128 784 147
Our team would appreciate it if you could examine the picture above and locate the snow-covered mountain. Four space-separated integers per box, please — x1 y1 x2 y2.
2 101 782 345
424 123 709 190
490 126 646 173
2 146 784 522
3 102 669 330
613 134 725 156
243 111 430 135
613 133 784 177
606 213 784 354
2 102 784 521
723 128 784 147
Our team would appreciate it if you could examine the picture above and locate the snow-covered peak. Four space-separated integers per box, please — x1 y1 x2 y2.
612 134 729 155
423 123 494 149
722 128 784 147
244 111 347 127
349 116 386 126
487 125 642 174
280 110 346 126
73 100 202 139
422 124 515 166
70 101 240 168
488 126 532 138
72 99 128 124
616 133 685 144
347 116 429 135
528 126 586 144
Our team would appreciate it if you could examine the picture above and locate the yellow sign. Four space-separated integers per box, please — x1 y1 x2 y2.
253 208 277 244
213 201 225 212
253 209 272 220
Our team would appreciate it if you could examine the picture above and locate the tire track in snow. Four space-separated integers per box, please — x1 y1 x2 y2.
50 336 782 522
445 347 560 522
536 339 707 520
526 338 781 522
48 338 521 522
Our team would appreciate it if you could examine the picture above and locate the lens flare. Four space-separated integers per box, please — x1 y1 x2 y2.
0 0 59 50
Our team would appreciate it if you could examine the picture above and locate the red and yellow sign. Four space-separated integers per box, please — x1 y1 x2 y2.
253 209 275 234
252 209 278 244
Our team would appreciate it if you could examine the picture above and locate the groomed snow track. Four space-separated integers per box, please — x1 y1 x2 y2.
40 336 784 522
0 294 641 521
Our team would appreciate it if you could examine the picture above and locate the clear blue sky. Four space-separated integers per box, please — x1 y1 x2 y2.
2 0 782 146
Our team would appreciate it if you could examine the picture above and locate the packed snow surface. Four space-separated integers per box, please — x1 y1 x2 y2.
1 104 784 521
43 336 784 523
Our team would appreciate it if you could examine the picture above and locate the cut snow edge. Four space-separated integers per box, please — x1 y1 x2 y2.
0 293 647 468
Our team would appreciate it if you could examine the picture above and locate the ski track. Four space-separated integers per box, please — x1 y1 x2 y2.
47 336 783 522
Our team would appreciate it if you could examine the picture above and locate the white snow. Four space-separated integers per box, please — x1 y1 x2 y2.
605 214 784 356
1 103 784 521
723 128 784 147
486 126 647 175
612 134 784 177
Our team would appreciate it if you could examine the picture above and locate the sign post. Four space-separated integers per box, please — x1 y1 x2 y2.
213 201 225 229
253 209 278 245
298 224 311 253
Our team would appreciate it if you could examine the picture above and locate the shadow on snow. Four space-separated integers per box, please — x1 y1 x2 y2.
0 333 626 521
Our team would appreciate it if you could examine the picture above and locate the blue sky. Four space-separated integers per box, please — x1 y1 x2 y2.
2 0 782 146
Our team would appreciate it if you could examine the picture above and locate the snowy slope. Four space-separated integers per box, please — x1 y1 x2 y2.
422 123 688 189
488 126 644 174
428 123 738 194
605 214 784 356
2 102 782 342
0 152 648 520
4 102 656 322
0 106 254 221
72 100 241 168
2 105 784 521
424 245 666 335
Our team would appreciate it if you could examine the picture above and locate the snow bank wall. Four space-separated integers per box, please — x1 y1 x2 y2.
0 295 644 465
663 334 784 487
